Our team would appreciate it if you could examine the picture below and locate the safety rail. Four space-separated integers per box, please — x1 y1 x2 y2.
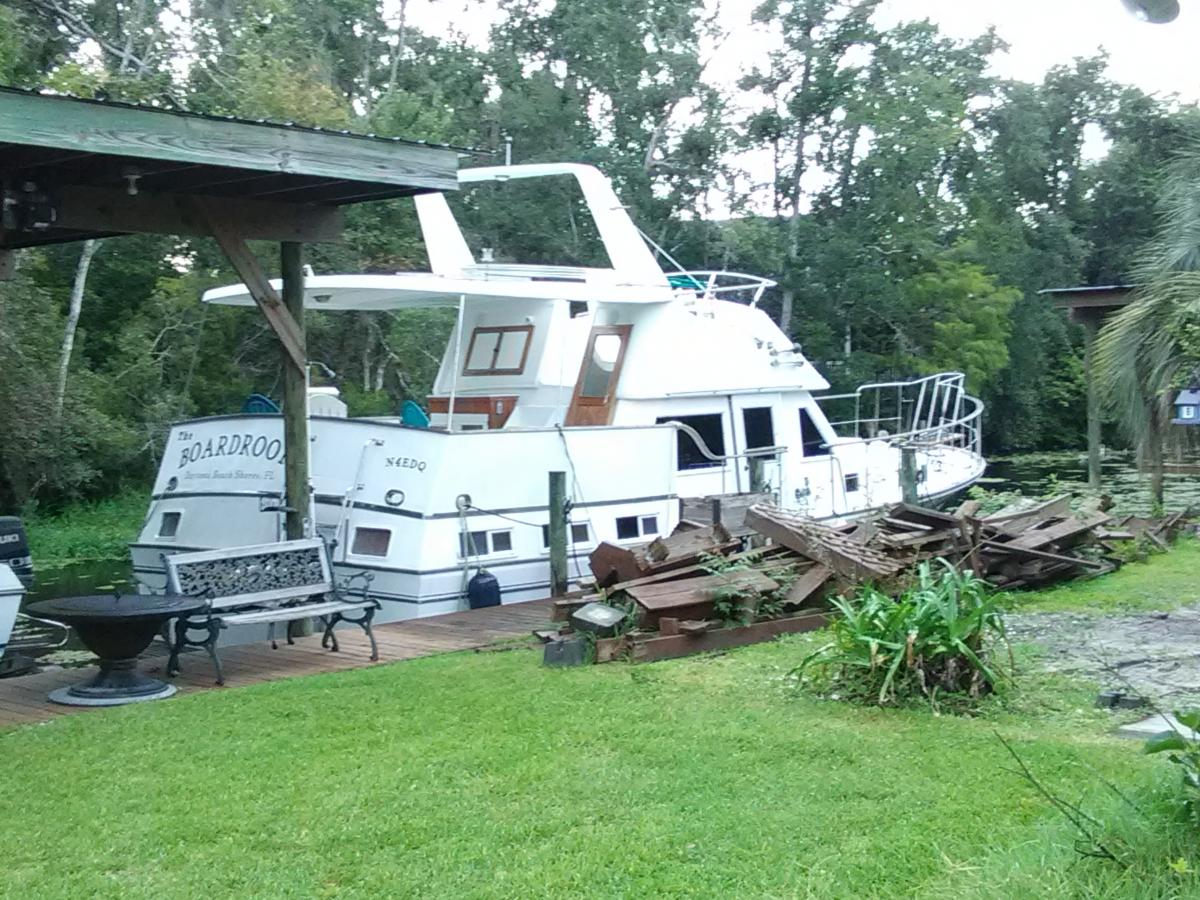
667 271 777 307
816 372 983 457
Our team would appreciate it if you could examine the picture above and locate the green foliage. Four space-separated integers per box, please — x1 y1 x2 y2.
797 559 1009 706
1144 711 1200 825
24 489 148 564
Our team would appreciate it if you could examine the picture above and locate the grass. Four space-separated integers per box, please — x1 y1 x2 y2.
1004 536 1200 615
0 634 1178 899
4 540 1200 897
23 489 148 564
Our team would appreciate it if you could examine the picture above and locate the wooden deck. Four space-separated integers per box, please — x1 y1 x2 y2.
0 599 554 728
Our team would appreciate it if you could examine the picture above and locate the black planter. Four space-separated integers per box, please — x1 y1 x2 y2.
27 594 206 706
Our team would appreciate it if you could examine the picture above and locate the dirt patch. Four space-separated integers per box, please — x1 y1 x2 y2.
1008 607 1200 707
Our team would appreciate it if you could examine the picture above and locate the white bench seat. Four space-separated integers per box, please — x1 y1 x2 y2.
163 538 380 684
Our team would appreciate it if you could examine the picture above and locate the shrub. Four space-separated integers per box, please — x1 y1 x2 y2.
796 559 1009 706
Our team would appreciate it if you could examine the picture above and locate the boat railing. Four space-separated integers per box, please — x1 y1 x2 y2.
668 271 777 307
816 372 984 457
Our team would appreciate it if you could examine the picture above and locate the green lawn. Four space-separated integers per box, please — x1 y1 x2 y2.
1006 536 1200 614
3 549 1199 898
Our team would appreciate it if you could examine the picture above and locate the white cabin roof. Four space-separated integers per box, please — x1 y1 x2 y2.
202 272 677 310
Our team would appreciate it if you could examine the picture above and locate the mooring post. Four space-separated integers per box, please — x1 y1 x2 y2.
899 444 919 505
548 471 568 597
710 498 722 525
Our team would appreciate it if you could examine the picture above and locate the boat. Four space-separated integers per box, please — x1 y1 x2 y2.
131 163 985 622
0 564 25 663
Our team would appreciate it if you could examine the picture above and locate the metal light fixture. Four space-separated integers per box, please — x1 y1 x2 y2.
1121 0 1181 23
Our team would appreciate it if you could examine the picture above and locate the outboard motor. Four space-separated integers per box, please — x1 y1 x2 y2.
0 517 32 587
467 569 501 609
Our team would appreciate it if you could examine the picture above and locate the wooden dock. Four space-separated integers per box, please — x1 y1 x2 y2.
0 599 554 728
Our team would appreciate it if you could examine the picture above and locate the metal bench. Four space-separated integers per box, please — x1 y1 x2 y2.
163 537 379 685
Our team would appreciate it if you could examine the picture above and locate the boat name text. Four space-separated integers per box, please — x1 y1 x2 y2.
385 456 427 473
177 432 284 468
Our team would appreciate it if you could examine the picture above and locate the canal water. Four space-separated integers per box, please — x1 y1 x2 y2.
8 450 1199 660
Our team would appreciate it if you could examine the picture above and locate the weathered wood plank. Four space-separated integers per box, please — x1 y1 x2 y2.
626 611 830 663
0 88 458 192
784 564 833 608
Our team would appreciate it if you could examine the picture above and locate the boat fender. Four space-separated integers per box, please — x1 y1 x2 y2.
467 570 501 609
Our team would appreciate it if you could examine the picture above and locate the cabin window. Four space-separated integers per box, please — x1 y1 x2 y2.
657 413 726 470
579 331 626 398
351 527 391 557
742 407 775 449
541 522 591 547
798 407 829 457
158 511 181 538
459 529 514 558
1185 406 1197 420
615 515 659 541
844 473 860 494
463 325 533 376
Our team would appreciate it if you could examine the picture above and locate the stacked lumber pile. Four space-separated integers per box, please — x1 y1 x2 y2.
543 497 1190 665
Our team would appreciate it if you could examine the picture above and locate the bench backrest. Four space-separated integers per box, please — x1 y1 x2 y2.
164 538 333 610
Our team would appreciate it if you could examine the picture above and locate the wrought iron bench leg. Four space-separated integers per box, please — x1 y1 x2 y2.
167 617 225 685
321 615 340 653
326 606 379 661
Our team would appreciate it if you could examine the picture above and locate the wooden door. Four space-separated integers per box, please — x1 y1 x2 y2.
564 324 632 426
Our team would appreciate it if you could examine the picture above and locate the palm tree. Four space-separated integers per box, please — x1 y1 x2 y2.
1094 142 1200 510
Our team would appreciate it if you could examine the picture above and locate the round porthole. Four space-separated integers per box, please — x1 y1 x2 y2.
384 489 406 507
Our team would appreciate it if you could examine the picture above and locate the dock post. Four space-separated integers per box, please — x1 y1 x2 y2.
899 444 919 505
549 471 568 597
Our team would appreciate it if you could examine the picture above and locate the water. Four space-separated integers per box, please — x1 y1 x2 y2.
985 450 1200 517
11 558 135 662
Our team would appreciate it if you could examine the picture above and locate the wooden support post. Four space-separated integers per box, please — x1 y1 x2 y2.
548 471 568 597
281 242 309 541
1082 314 1102 489
281 242 311 638
710 498 722 526
899 444 918 505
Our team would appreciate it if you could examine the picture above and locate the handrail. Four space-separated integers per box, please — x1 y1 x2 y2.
667 270 778 307
660 420 786 464
814 372 983 458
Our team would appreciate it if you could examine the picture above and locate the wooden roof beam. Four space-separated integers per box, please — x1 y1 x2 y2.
54 185 344 243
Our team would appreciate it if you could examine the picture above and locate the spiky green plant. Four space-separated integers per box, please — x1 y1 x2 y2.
796 559 1009 706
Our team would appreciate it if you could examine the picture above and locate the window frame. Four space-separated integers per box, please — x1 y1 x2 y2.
158 511 182 539
541 522 592 548
350 526 392 557
462 325 534 377
458 528 516 559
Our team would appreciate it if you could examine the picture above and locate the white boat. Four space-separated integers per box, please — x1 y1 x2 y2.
132 163 985 621
0 564 25 660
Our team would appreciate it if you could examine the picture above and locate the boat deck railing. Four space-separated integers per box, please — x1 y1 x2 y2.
816 372 984 457
668 271 777 306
